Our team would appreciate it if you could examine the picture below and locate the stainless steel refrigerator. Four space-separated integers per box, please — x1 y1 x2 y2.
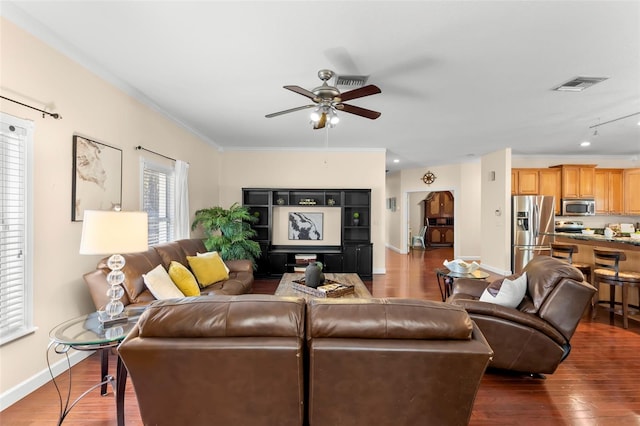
511 195 555 274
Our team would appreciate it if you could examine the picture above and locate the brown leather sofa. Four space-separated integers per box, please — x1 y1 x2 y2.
306 298 494 426
448 255 596 375
118 295 306 426
83 238 253 311
118 295 493 426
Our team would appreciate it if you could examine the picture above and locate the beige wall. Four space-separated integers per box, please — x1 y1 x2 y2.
392 162 482 260
408 191 429 249
480 149 512 274
218 150 387 273
0 18 220 401
385 171 402 251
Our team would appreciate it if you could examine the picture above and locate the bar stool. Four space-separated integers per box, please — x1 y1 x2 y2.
550 243 592 283
592 249 640 329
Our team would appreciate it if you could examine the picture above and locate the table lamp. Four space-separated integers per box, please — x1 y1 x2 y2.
80 210 148 326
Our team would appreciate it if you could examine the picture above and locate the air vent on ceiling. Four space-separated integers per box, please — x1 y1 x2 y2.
335 74 369 87
553 76 608 92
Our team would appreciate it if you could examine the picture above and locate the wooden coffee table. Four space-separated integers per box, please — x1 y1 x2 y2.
275 273 372 299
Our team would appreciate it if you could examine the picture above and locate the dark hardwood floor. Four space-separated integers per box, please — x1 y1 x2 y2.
2 247 639 425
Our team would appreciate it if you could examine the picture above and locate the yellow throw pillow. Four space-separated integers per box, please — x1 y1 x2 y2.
168 261 201 296
197 251 230 273
187 253 230 287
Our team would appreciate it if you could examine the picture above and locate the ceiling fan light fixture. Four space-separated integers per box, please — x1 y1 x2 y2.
310 107 322 122
328 108 340 126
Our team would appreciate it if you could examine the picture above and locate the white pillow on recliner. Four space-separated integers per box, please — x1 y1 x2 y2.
479 272 527 308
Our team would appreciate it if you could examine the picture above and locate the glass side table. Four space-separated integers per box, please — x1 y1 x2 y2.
435 267 490 301
48 311 141 426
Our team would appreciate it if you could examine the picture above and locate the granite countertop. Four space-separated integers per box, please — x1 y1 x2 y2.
551 232 640 247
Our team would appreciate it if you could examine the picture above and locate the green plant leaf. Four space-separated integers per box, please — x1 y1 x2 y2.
192 203 261 268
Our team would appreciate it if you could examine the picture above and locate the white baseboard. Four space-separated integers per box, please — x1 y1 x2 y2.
0 350 93 411
479 263 511 276
385 243 406 254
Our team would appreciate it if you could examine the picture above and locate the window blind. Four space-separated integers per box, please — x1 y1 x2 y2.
0 115 34 345
142 160 175 246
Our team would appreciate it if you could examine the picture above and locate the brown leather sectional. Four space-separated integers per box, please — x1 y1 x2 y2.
118 295 494 426
83 238 253 311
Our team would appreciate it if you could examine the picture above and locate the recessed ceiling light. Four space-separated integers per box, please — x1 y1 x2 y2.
393 159 400 163
580 141 591 147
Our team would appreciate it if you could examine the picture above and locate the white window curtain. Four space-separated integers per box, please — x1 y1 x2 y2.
0 113 35 345
174 160 190 240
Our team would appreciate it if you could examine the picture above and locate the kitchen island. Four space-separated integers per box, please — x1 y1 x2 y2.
552 232 639 313
553 232 640 247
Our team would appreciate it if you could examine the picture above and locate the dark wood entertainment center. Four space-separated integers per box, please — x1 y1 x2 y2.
242 188 372 278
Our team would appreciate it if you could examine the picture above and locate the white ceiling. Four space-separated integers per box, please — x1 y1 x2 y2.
3 1 640 172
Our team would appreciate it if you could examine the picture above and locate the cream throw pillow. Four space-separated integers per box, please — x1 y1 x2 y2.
479 272 527 309
168 261 201 296
143 264 184 300
187 253 230 287
197 251 230 273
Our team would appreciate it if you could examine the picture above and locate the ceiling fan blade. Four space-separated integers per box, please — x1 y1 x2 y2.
313 113 327 129
338 103 381 120
266 104 315 118
284 85 318 101
339 85 381 102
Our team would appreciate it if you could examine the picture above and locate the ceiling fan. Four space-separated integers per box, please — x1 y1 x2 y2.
265 69 382 129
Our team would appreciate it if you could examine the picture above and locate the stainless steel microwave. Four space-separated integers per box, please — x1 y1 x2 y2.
561 198 595 216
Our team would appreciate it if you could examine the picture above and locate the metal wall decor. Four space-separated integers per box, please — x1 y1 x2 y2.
422 171 437 185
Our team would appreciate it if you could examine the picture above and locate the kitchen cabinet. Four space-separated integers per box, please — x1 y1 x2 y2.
623 168 640 215
595 169 623 214
425 191 454 247
511 168 561 214
553 164 596 198
538 168 562 215
514 169 539 194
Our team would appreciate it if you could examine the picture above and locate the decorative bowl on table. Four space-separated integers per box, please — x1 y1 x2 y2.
443 259 480 274
581 229 595 235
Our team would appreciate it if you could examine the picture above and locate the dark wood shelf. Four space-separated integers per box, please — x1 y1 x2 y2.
243 188 372 278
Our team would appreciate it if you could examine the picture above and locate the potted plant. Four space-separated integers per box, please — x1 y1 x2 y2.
353 212 360 226
191 202 262 268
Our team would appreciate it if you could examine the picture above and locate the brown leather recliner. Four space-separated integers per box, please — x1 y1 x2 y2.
448 255 596 375
83 238 254 311
118 295 306 426
306 298 493 426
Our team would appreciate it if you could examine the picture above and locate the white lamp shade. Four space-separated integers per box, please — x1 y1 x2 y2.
80 210 149 255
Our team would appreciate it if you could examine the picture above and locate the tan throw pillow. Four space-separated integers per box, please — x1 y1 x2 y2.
187 253 230 287
168 261 201 296
143 264 184 300
197 251 230 273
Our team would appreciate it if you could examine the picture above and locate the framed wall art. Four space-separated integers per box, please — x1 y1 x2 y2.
288 212 323 240
72 135 122 221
